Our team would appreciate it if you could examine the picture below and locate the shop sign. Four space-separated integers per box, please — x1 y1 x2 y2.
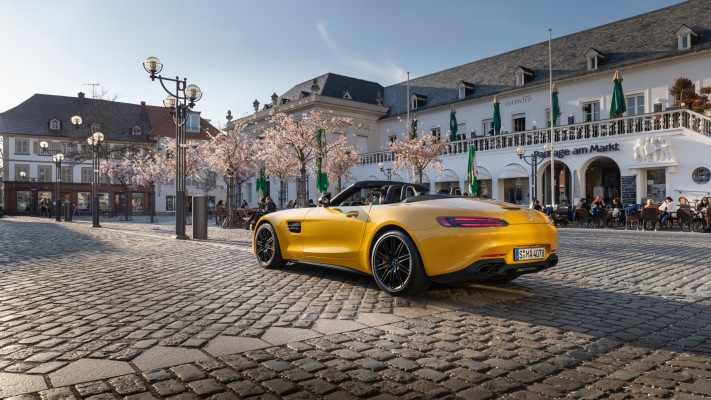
502 95 533 107
543 143 620 159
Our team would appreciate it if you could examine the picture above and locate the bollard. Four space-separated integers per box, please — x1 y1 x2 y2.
64 201 73 222
192 196 208 239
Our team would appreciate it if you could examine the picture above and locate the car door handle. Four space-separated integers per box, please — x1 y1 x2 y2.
346 211 359 218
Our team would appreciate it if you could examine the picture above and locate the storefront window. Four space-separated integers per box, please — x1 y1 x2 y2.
646 168 666 203
17 191 32 211
503 178 527 205
166 195 175 212
132 193 145 212
477 180 492 198
77 192 90 210
99 193 109 211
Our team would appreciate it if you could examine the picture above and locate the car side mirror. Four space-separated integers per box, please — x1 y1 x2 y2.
318 195 330 207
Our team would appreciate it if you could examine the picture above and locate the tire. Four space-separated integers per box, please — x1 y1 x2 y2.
371 230 430 296
255 223 286 269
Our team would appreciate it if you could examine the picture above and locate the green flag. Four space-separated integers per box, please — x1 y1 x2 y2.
316 129 329 193
610 70 627 118
467 145 478 196
256 167 267 197
549 84 560 127
493 97 501 135
449 108 458 141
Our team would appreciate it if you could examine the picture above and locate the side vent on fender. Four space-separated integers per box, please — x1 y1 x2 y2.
287 221 301 233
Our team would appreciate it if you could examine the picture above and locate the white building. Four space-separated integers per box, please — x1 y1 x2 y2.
237 0 711 207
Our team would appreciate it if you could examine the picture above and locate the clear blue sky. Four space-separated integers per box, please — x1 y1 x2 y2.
1 0 685 129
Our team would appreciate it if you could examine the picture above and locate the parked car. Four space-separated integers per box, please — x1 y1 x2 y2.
253 181 558 295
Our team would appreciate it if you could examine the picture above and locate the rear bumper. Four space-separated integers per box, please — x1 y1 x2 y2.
429 253 558 283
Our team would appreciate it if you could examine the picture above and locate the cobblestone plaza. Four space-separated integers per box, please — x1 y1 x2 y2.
1 217 710 399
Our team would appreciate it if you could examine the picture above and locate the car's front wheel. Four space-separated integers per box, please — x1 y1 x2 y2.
255 223 285 269
371 230 430 296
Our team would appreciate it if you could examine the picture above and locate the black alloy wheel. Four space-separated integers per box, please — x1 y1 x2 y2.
371 230 430 296
255 223 285 269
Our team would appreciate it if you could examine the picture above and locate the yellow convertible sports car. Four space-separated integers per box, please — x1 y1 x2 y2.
253 181 558 296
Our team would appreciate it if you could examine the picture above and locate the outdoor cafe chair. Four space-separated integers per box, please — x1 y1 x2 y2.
676 208 694 232
641 208 660 231
592 207 608 228
574 208 591 228
625 207 641 230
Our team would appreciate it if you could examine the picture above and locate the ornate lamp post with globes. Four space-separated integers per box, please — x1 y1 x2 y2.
377 162 393 181
516 143 553 204
143 56 202 240
52 153 65 222
39 140 64 221
87 130 105 228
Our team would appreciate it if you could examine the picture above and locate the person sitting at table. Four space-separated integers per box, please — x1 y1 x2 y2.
591 195 605 219
264 196 277 213
696 197 709 231
658 196 675 229
677 196 691 208
240 199 249 209
286 199 294 209
577 198 590 211
216 200 225 225
644 199 661 229
608 197 624 224
247 197 267 230
530 199 543 211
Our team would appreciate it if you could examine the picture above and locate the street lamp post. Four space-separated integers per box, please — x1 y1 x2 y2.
87 131 105 228
516 143 552 204
38 140 64 221
52 153 64 222
144 56 202 240
377 162 393 181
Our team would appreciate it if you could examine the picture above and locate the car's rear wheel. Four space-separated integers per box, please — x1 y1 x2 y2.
255 223 285 269
371 230 430 296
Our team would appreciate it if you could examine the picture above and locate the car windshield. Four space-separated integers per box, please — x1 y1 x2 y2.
339 188 378 206
330 182 431 206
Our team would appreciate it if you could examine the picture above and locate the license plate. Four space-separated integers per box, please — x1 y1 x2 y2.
515 247 545 261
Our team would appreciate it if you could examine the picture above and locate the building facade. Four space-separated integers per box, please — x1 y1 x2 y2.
237 0 711 207
0 92 222 216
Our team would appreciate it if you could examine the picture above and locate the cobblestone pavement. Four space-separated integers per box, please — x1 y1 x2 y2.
1 215 710 399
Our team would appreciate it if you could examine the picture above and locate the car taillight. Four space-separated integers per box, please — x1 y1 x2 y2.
436 217 508 227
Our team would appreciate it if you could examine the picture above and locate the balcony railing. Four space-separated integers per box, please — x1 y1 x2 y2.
361 108 711 164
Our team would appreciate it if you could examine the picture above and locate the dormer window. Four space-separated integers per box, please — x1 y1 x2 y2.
676 25 698 50
585 48 606 71
49 118 61 130
514 66 533 87
131 125 142 136
410 93 427 110
457 81 475 100
280 97 291 105
342 91 352 100
91 123 101 133
299 91 311 99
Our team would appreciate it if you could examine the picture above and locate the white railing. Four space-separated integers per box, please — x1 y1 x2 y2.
361 109 711 164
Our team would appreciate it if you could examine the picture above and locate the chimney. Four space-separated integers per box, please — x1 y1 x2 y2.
78 92 86 105
140 101 148 120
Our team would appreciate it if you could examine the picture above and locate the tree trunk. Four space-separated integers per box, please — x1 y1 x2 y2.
227 174 235 229
149 183 156 223
299 164 307 207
